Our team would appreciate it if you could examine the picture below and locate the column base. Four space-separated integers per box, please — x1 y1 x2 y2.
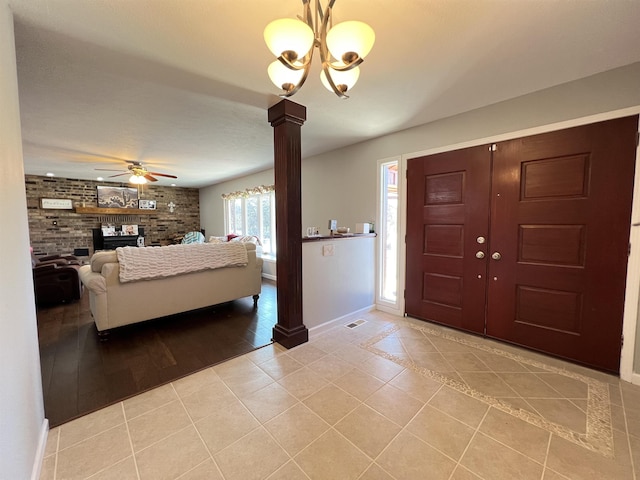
272 324 309 349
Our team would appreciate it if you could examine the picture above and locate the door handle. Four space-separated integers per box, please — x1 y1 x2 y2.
476 251 485 259
491 252 502 261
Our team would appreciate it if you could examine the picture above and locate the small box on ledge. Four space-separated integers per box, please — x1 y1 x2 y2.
355 223 370 234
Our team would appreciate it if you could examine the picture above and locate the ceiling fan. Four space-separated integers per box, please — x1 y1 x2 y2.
96 161 177 184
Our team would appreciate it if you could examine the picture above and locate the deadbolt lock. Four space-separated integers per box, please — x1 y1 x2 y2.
476 236 486 244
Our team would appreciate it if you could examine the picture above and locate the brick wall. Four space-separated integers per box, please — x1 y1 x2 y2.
25 175 201 255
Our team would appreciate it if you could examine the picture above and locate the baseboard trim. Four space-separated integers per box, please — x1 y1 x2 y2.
375 303 404 317
630 372 640 386
31 418 49 480
308 305 376 339
261 273 277 281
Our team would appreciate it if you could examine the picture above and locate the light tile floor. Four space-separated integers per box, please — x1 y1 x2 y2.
40 311 640 480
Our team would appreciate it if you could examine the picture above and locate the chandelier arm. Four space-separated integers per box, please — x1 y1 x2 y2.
276 0 315 96
280 60 313 97
321 63 349 99
303 0 314 28
329 57 364 72
276 54 311 71
316 0 348 98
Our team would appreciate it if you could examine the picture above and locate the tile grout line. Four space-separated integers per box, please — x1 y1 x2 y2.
212 348 340 478
348 335 552 475
256 419 305 478
253 333 392 478
169 382 227 480
364 319 615 457
224 360 309 478
619 384 638 480
539 430 553 480
71 413 138 480
54 420 127 454
121 401 141 480
539 434 572 480
447 407 491 480
363 384 446 479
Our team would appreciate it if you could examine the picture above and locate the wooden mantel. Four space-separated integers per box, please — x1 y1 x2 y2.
75 206 156 215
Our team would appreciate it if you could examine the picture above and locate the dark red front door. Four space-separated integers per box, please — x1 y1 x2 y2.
405 116 638 372
406 145 491 335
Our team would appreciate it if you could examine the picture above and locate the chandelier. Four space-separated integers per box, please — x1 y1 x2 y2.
264 0 375 99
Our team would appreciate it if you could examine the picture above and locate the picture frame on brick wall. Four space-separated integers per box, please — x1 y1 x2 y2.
41 198 73 210
97 186 138 208
138 199 156 210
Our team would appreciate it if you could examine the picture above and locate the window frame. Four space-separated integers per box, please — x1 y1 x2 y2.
224 191 276 256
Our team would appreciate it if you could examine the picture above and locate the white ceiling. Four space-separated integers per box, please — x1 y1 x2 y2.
11 0 640 188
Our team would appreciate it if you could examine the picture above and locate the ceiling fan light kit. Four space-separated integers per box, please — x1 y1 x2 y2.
264 0 375 98
96 161 177 185
129 173 147 185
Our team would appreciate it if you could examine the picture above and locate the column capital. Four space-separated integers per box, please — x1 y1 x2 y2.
268 99 307 127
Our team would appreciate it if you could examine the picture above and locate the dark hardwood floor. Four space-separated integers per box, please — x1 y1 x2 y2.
37 280 276 427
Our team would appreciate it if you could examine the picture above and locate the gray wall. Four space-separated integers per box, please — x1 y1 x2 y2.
300 62 640 233
202 62 640 238
200 61 640 372
199 169 274 237
0 3 47 478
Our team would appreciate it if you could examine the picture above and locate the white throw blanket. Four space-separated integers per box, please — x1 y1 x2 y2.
116 242 249 283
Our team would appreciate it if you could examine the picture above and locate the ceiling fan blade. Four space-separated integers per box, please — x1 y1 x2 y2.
148 172 178 179
144 174 158 182
95 168 126 172
108 173 129 178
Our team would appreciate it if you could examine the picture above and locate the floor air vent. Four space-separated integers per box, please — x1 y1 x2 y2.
345 319 367 329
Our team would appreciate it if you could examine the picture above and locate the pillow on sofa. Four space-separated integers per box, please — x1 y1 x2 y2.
230 235 262 246
90 251 118 273
208 236 227 244
181 231 205 244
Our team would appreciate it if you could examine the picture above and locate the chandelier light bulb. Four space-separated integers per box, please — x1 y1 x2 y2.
268 60 305 92
129 174 147 185
320 64 360 94
326 20 375 64
264 18 314 60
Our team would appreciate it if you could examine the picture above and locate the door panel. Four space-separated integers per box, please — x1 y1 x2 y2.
406 146 491 334
405 115 638 373
487 117 638 372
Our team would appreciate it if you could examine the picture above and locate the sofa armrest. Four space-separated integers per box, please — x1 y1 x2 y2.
38 258 72 267
34 263 79 278
33 263 58 273
39 254 79 262
78 265 107 294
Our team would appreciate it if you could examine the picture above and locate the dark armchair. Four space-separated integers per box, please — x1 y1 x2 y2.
32 253 83 305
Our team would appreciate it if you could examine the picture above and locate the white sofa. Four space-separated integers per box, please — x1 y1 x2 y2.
78 242 263 333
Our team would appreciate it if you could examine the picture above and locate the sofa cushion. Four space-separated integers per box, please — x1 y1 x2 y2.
90 251 118 273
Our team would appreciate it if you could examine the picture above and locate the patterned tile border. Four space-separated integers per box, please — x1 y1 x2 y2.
360 320 614 458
